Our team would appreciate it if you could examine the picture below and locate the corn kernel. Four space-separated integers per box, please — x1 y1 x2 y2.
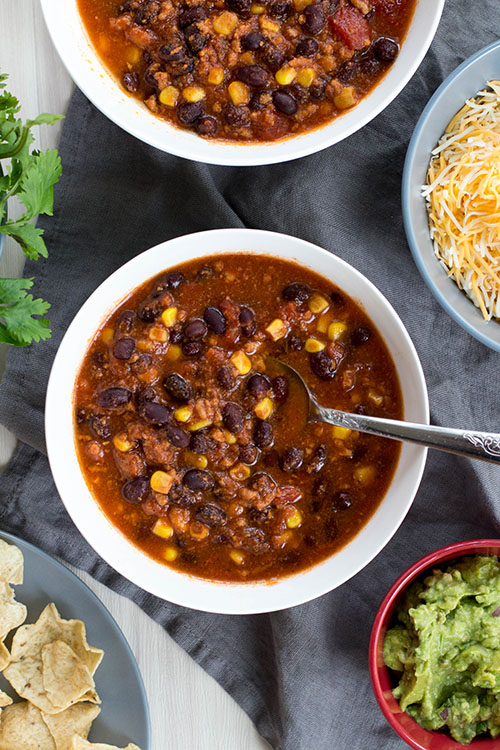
188 419 213 432
184 450 208 469
113 433 133 452
296 68 315 87
101 327 114 344
183 86 206 103
174 406 193 423
368 390 384 407
166 344 181 361
251 2 265 11
333 425 351 440
254 397 273 420
159 85 179 108
228 80 250 105
265 318 287 341
305 338 326 353
164 547 179 562
126 46 142 65
293 0 313 10
286 507 303 529
149 325 168 342
328 322 347 340
354 465 376 484
334 86 357 110
259 16 280 31
229 463 251 481
150 470 175 494
275 65 296 86
230 550 245 565
316 314 330 334
152 519 173 539
308 293 329 314
190 521 209 540
208 66 225 85
213 10 238 34
224 429 237 445
161 307 178 327
230 350 252 375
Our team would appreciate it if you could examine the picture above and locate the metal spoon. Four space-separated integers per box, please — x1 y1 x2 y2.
271 359 500 465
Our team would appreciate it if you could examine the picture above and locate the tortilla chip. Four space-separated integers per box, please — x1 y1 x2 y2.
0 691 12 708
72 740 141 750
0 701 55 750
42 703 101 750
0 583 27 641
0 642 9 673
0 541 23 586
3 604 103 714
42 641 98 711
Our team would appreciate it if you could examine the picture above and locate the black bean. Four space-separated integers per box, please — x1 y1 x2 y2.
138 300 160 322
92 351 107 368
282 281 311 305
190 432 216 454
289 83 309 103
178 5 208 27
330 290 344 306
89 415 112 440
223 402 245 434
247 373 271 398
333 491 352 511
144 65 159 90
203 306 227 334
123 71 140 92
131 353 153 375
135 386 156 405
158 42 188 63
182 340 203 357
169 482 197 507
254 420 274 449
170 327 183 344
184 318 208 340
236 65 270 88
373 37 399 62
195 115 219 136
113 337 136 360
195 503 228 526
163 373 193 402
185 24 208 54
217 366 235 390
161 271 185 290
226 0 251 15
249 90 271 111
336 61 357 84
122 476 149 504
239 444 258 465
355 404 367 415
164 423 190 448
269 1 291 18
261 46 286 72
280 446 304 472
248 506 273 523
223 103 250 128
177 101 204 126
307 444 327 473
241 31 265 51
238 526 269 554
310 78 326 100
351 327 371 346
310 350 336 380
183 469 214 491
287 335 304 351
239 306 257 337
97 387 132 409
303 3 325 33
143 401 172 425
116 309 136 333
272 375 289 403
295 37 319 56
195 265 214 281
272 90 298 115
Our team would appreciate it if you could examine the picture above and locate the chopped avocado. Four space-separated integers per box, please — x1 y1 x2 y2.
384 555 500 745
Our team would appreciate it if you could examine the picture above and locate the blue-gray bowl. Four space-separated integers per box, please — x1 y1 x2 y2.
402 40 500 352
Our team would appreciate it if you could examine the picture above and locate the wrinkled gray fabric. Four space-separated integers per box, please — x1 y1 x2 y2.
1 1 499 747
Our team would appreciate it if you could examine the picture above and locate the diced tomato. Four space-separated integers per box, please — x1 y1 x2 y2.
329 6 372 50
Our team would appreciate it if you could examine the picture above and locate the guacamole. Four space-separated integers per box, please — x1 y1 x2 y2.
384 555 500 745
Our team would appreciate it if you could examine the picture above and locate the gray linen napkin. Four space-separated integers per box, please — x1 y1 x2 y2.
1 1 500 747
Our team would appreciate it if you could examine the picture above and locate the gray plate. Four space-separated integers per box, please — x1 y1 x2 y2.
0 530 151 749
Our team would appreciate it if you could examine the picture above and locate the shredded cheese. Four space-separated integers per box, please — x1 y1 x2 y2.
423 81 500 320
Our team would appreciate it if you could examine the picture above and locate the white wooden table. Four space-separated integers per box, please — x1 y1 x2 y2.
0 4 269 749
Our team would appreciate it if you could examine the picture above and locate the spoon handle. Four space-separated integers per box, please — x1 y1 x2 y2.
313 406 500 464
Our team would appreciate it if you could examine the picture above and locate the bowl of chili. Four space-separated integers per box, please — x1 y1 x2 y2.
46 228 428 613
40 0 444 165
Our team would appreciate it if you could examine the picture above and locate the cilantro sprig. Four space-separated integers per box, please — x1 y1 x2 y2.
0 72 63 346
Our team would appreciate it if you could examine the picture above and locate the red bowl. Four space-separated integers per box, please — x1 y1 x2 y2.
369 539 500 749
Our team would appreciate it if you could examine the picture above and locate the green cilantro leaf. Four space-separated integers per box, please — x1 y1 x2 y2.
16 148 62 218
0 221 47 260
0 278 51 346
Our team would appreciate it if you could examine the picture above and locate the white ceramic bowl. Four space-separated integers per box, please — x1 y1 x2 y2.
40 0 444 166
46 229 429 614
